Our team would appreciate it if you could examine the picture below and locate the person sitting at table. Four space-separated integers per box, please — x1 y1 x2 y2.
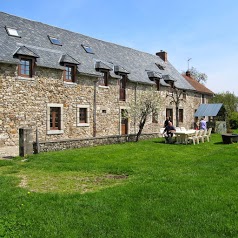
163 121 176 143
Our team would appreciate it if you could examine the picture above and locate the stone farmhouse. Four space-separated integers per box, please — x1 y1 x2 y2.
0 12 214 147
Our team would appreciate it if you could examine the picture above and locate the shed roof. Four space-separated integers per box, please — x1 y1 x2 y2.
194 103 223 117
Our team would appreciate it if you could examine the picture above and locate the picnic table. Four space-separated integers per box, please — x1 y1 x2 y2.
174 130 196 144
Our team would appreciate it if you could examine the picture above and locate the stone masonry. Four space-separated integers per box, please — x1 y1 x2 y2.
0 63 207 147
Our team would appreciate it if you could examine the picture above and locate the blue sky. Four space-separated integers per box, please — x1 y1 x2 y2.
1 0 238 96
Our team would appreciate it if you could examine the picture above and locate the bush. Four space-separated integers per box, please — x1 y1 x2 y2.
229 112 238 129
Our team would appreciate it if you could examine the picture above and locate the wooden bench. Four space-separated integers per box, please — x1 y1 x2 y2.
222 134 238 144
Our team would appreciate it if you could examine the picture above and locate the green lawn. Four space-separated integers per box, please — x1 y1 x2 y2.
0 132 238 238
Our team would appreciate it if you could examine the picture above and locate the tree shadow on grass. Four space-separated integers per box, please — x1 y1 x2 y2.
152 140 183 145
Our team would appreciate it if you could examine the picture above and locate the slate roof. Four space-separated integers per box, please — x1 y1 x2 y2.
182 73 214 95
13 46 40 58
194 103 223 117
0 11 195 90
60 54 80 65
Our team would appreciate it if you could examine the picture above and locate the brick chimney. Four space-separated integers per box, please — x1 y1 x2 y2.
156 50 167 62
186 70 191 77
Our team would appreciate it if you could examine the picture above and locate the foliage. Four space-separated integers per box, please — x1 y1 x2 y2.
188 67 208 84
211 91 238 115
210 91 238 128
0 134 238 237
230 111 238 129
126 88 162 141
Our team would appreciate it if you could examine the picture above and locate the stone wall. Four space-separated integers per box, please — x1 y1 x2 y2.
35 133 162 153
0 63 210 147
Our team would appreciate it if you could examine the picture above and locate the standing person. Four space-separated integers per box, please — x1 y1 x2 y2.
199 117 207 130
164 116 171 128
163 121 176 143
194 117 199 130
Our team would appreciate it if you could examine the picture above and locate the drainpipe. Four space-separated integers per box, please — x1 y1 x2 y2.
93 79 97 137
35 126 40 154
134 83 138 133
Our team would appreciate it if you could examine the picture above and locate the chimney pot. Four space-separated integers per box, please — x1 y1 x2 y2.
186 71 191 77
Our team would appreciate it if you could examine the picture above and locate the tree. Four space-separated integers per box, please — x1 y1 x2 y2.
210 91 238 129
166 87 184 127
126 89 162 142
185 67 208 84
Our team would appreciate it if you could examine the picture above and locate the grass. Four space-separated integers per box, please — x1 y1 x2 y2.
0 131 238 237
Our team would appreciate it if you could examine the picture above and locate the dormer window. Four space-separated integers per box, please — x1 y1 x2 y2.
155 80 160 91
168 81 174 88
82 44 94 54
14 46 39 78
95 61 112 86
183 90 186 100
5 27 20 37
59 54 80 83
163 75 175 88
19 57 34 78
98 71 109 86
64 64 76 83
48 35 62 46
120 74 127 101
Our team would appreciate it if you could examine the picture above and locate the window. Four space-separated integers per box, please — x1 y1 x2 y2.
18 57 34 78
79 108 87 123
121 108 128 135
81 44 94 54
50 107 61 130
152 112 158 123
5 27 20 37
166 108 173 123
202 94 205 103
98 71 109 86
64 64 76 83
183 90 186 100
119 75 126 101
155 63 165 70
47 104 64 134
179 109 184 123
155 80 160 91
48 35 62 45
77 105 90 126
168 81 174 88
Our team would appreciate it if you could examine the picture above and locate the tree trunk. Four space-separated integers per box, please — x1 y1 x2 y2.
176 105 179 127
136 117 146 142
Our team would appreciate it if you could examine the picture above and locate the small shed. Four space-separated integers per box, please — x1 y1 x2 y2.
194 103 227 133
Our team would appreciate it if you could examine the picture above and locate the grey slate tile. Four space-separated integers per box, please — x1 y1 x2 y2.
0 12 195 90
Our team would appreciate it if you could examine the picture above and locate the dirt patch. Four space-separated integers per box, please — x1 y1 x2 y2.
17 173 129 193
18 175 28 188
104 174 128 180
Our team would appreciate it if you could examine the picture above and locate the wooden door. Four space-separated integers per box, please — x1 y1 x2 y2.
166 108 173 123
121 109 128 135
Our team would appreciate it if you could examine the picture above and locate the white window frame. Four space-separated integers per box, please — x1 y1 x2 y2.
77 105 90 127
47 103 64 135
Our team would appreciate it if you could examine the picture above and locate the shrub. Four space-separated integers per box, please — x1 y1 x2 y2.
229 111 238 129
